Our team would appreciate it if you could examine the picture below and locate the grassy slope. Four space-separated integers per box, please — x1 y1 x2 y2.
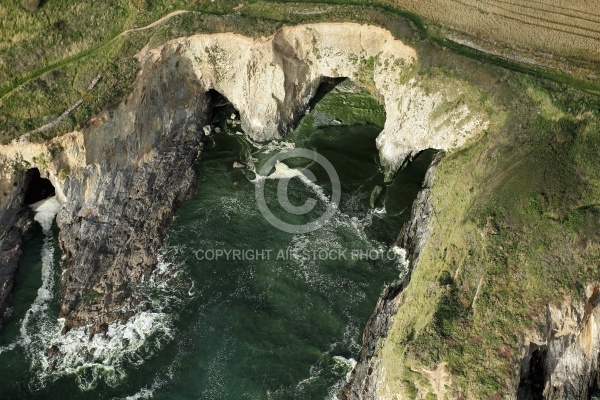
0 0 249 143
2 1 600 397
378 71 600 397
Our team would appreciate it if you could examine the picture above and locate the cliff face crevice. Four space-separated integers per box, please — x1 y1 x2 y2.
517 285 600 400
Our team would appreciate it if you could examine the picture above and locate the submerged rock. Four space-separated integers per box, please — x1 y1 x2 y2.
369 185 383 209
233 161 247 169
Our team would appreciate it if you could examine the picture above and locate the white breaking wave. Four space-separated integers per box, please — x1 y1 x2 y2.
270 160 330 202
326 356 357 400
27 251 188 391
38 312 175 391
391 246 410 278
250 160 333 213
0 197 60 356
373 205 386 215
0 196 189 391
31 197 60 232
238 135 296 179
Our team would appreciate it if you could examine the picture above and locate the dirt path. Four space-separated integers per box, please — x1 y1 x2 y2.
119 10 190 36
5 10 192 141
1 10 191 102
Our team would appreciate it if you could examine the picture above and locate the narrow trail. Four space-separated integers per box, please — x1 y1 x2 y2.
4 10 192 143
0 9 191 103
119 10 190 36
2 0 598 135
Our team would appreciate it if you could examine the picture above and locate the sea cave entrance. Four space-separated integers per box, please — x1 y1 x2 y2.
0 77 438 398
23 168 55 205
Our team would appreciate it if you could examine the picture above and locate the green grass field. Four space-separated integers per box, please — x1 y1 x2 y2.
376 73 600 397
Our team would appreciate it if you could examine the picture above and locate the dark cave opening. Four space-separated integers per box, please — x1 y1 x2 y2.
517 346 547 400
206 89 231 111
205 89 243 133
528 348 547 390
23 168 55 205
202 89 248 165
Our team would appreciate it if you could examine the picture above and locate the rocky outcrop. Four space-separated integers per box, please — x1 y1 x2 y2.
56 51 211 332
517 285 600 399
0 53 209 332
340 152 444 399
0 169 32 330
138 23 487 176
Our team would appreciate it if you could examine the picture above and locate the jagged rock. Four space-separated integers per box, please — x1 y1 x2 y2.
0 170 34 330
202 125 212 136
233 161 246 169
341 152 444 400
517 286 600 399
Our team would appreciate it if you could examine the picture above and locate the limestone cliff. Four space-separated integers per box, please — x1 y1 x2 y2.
0 23 487 334
137 23 487 176
518 285 600 399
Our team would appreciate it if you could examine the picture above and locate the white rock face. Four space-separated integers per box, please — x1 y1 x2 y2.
0 130 85 203
137 23 489 175
0 22 494 200
518 285 600 399
0 23 490 189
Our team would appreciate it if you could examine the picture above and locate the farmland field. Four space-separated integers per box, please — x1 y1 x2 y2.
386 0 600 62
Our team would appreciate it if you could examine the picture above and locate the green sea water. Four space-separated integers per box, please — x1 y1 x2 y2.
0 81 434 399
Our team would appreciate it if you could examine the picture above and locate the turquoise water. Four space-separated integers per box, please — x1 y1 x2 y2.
0 83 433 399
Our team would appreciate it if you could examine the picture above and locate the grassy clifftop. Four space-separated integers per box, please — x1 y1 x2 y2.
377 73 600 397
2 0 599 144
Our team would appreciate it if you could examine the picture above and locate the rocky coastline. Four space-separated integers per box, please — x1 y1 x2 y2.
340 151 444 399
0 23 487 335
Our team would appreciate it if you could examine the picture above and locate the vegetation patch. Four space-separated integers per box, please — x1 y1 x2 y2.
376 75 600 398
